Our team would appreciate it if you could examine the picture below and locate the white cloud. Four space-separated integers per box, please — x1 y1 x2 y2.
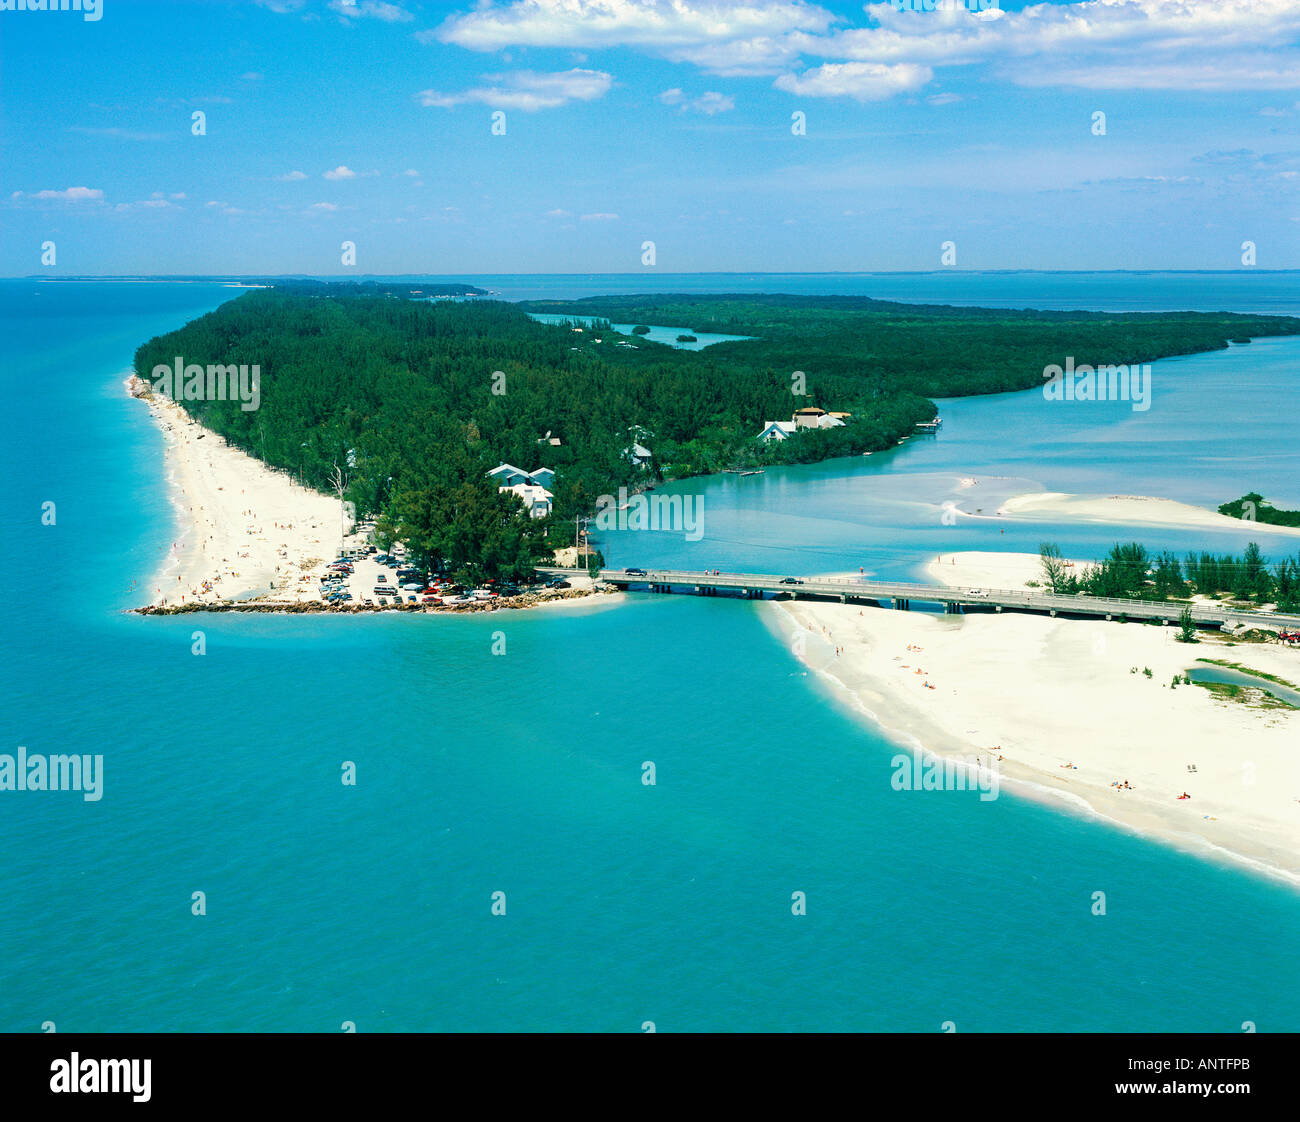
276 170 309 181
775 61 932 101
403 168 420 176
418 68 613 111
814 0 1300 92
580 212 619 220
309 201 340 211
433 0 834 75
430 0 1300 95
658 88 734 114
19 186 105 201
328 0 413 22
323 165 357 179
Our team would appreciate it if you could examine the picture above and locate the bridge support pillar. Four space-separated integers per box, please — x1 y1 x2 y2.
995 605 1002 613
1050 609 1057 617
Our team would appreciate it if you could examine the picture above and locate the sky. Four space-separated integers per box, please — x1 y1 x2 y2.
1 0 1298 274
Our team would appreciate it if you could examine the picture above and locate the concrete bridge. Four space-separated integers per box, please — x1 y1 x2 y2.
598 568 1300 632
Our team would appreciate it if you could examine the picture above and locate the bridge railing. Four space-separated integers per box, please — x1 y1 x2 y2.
598 569 1300 629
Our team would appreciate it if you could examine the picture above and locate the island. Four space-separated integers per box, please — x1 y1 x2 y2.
130 283 1300 609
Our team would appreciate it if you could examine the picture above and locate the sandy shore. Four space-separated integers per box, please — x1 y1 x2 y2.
998 491 1300 538
925 549 1082 590
770 566 1300 884
136 387 344 606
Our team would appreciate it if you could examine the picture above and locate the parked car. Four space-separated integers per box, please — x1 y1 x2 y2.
402 582 424 591
547 578 572 589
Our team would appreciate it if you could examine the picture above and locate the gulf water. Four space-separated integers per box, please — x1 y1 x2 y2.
2 277 1298 1032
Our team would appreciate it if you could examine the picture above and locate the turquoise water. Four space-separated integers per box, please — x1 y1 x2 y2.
2 278 1299 1032
526 311 753 350
1185 666 1300 709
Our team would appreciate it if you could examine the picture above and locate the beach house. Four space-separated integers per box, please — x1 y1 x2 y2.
756 408 851 442
487 463 557 517
499 482 554 519
756 420 797 442
623 443 653 468
793 406 851 430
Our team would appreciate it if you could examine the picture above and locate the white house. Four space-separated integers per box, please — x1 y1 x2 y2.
758 409 850 441
623 443 653 468
756 421 797 442
499 483 554 519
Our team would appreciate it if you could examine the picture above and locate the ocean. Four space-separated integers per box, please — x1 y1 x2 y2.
2 275 1298 1032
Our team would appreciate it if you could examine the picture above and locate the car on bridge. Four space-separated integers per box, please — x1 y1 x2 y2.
779 577 804 585
624 567 647 576
967 588 988 597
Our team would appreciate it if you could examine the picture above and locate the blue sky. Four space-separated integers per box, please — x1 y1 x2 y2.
2 0 1298 274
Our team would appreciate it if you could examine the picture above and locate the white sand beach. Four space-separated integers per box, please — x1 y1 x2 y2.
925 549 1082 590
771 562 1300 883
139 389 343 606
998 491 1300 538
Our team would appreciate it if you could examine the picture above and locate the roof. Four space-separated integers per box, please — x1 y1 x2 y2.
793 406 826 415
487 462 528 479
760 420 797 433
625 443 652 458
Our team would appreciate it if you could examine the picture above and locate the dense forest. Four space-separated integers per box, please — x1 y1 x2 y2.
517 293 1300 398
134 284 1300 580
1039 542 1300 611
